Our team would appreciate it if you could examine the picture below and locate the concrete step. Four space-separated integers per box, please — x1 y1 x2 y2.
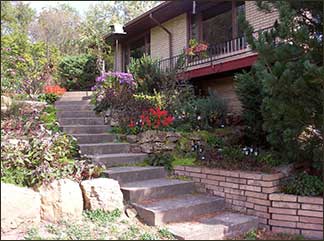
104 166 166 184
62 125 110 134
59 117 104 126
166 212 259 240
59 96 92 101
55 104 94 111
79 142 130 155
73 133 116 144
55 100 90 105
61 91 93 97
121 178 195 203
57 111 100 118
91 153 148 167
133 194 225 226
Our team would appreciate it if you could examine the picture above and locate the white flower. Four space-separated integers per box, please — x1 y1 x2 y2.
197 115 201 120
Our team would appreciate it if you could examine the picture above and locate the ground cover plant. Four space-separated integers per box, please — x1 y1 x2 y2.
1 100 103 188
22 209 175 240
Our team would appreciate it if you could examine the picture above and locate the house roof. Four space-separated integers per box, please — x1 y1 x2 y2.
105 1 193 42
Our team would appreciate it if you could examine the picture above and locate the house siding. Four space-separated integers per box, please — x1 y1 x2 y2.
196 76 242 114
150 13 187 60
245 1 279 31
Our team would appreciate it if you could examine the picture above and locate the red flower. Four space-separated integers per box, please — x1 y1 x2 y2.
128 120 135 128
162 115 174 126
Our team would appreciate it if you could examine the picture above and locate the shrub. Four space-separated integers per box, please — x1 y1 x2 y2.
281 172 323 196
40 105 60 132
126 107 174 134
173 90 227 131
128 54 168 94
58 54 99 91
145 153 174 171
38 93 59 104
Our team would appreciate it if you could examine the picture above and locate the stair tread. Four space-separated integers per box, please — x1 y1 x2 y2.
121 178 194 190
73 133 114 137
105 166 163 174
79 142 129 147
59 117 103 120
134 193 223 212
166 211 258 240
90 153 147 158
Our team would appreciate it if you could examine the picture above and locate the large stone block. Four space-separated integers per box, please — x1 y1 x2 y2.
80 178 124 212
1 182 40 234
38 179 83 223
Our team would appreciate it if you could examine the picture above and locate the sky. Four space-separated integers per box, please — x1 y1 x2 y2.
22 1 97 16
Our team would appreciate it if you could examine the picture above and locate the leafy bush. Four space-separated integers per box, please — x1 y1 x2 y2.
281 172 323 196
40 105 60 132
58 54 99 91
173 90 227 131
38 93 59 104
145 153 174 171
128 54 169 94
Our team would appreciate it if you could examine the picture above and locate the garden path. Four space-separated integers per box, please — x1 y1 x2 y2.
56 91 259 240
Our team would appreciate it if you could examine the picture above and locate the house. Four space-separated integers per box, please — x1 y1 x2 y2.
105 1 278 113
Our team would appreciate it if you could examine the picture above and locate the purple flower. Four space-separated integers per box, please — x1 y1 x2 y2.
91 85 97 91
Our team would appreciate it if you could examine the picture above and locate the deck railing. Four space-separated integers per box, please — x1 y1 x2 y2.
157 27 274 72
157 35 248 72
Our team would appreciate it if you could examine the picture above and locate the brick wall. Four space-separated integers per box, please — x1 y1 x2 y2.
245 1 279 31
150 13 187 60
174 166 323 240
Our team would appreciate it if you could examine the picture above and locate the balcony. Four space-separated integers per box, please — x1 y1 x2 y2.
157 35 254 74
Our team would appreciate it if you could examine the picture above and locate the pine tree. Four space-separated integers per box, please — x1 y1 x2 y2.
235 1 323 168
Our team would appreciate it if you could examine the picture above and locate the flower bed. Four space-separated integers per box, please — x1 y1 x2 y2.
173 166 323 240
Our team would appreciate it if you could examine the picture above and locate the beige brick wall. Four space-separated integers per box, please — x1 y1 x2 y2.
245 1 279 31
150 13 187 60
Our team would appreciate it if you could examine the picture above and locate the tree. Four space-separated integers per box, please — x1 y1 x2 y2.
235 1 323 168
29 4 81 55
80 1 162 71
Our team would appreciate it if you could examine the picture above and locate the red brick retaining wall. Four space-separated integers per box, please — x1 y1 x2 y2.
174 166 323 239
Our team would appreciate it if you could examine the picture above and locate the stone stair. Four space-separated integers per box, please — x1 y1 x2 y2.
57 91 259 240
56 91 147 167
104 166 259 240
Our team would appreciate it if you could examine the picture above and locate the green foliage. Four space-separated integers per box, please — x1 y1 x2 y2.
58 54 99 91
235 68 266 146
158 228 174 239
128 54 169 94
235 1 324 165
281 172 323 196
172 156 196 167
84 209 122 225
38 93 59 104
244 229 258 240
140 232 157 240
40 105 60 132
173 90 227 131
24 228 43 240
145 153 174 171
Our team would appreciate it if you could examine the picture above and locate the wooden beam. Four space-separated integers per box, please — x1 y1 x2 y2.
232 0 238 39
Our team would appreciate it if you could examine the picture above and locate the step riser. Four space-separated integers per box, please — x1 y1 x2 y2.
62 126 110 134
80 144 130 155
94 154 147 167
59 118 104 126
74 135 116 144
55 105 94 111
122 182 195 203
135 199 225 226
104 168 165 184
57 112 99 118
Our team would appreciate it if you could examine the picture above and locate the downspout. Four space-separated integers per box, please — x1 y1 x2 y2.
149 13 172 60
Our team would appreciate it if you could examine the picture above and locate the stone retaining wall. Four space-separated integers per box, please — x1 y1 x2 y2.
174 166 323 239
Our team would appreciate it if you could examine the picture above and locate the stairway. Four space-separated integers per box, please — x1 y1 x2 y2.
56 91 259 240
56 91 147 167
